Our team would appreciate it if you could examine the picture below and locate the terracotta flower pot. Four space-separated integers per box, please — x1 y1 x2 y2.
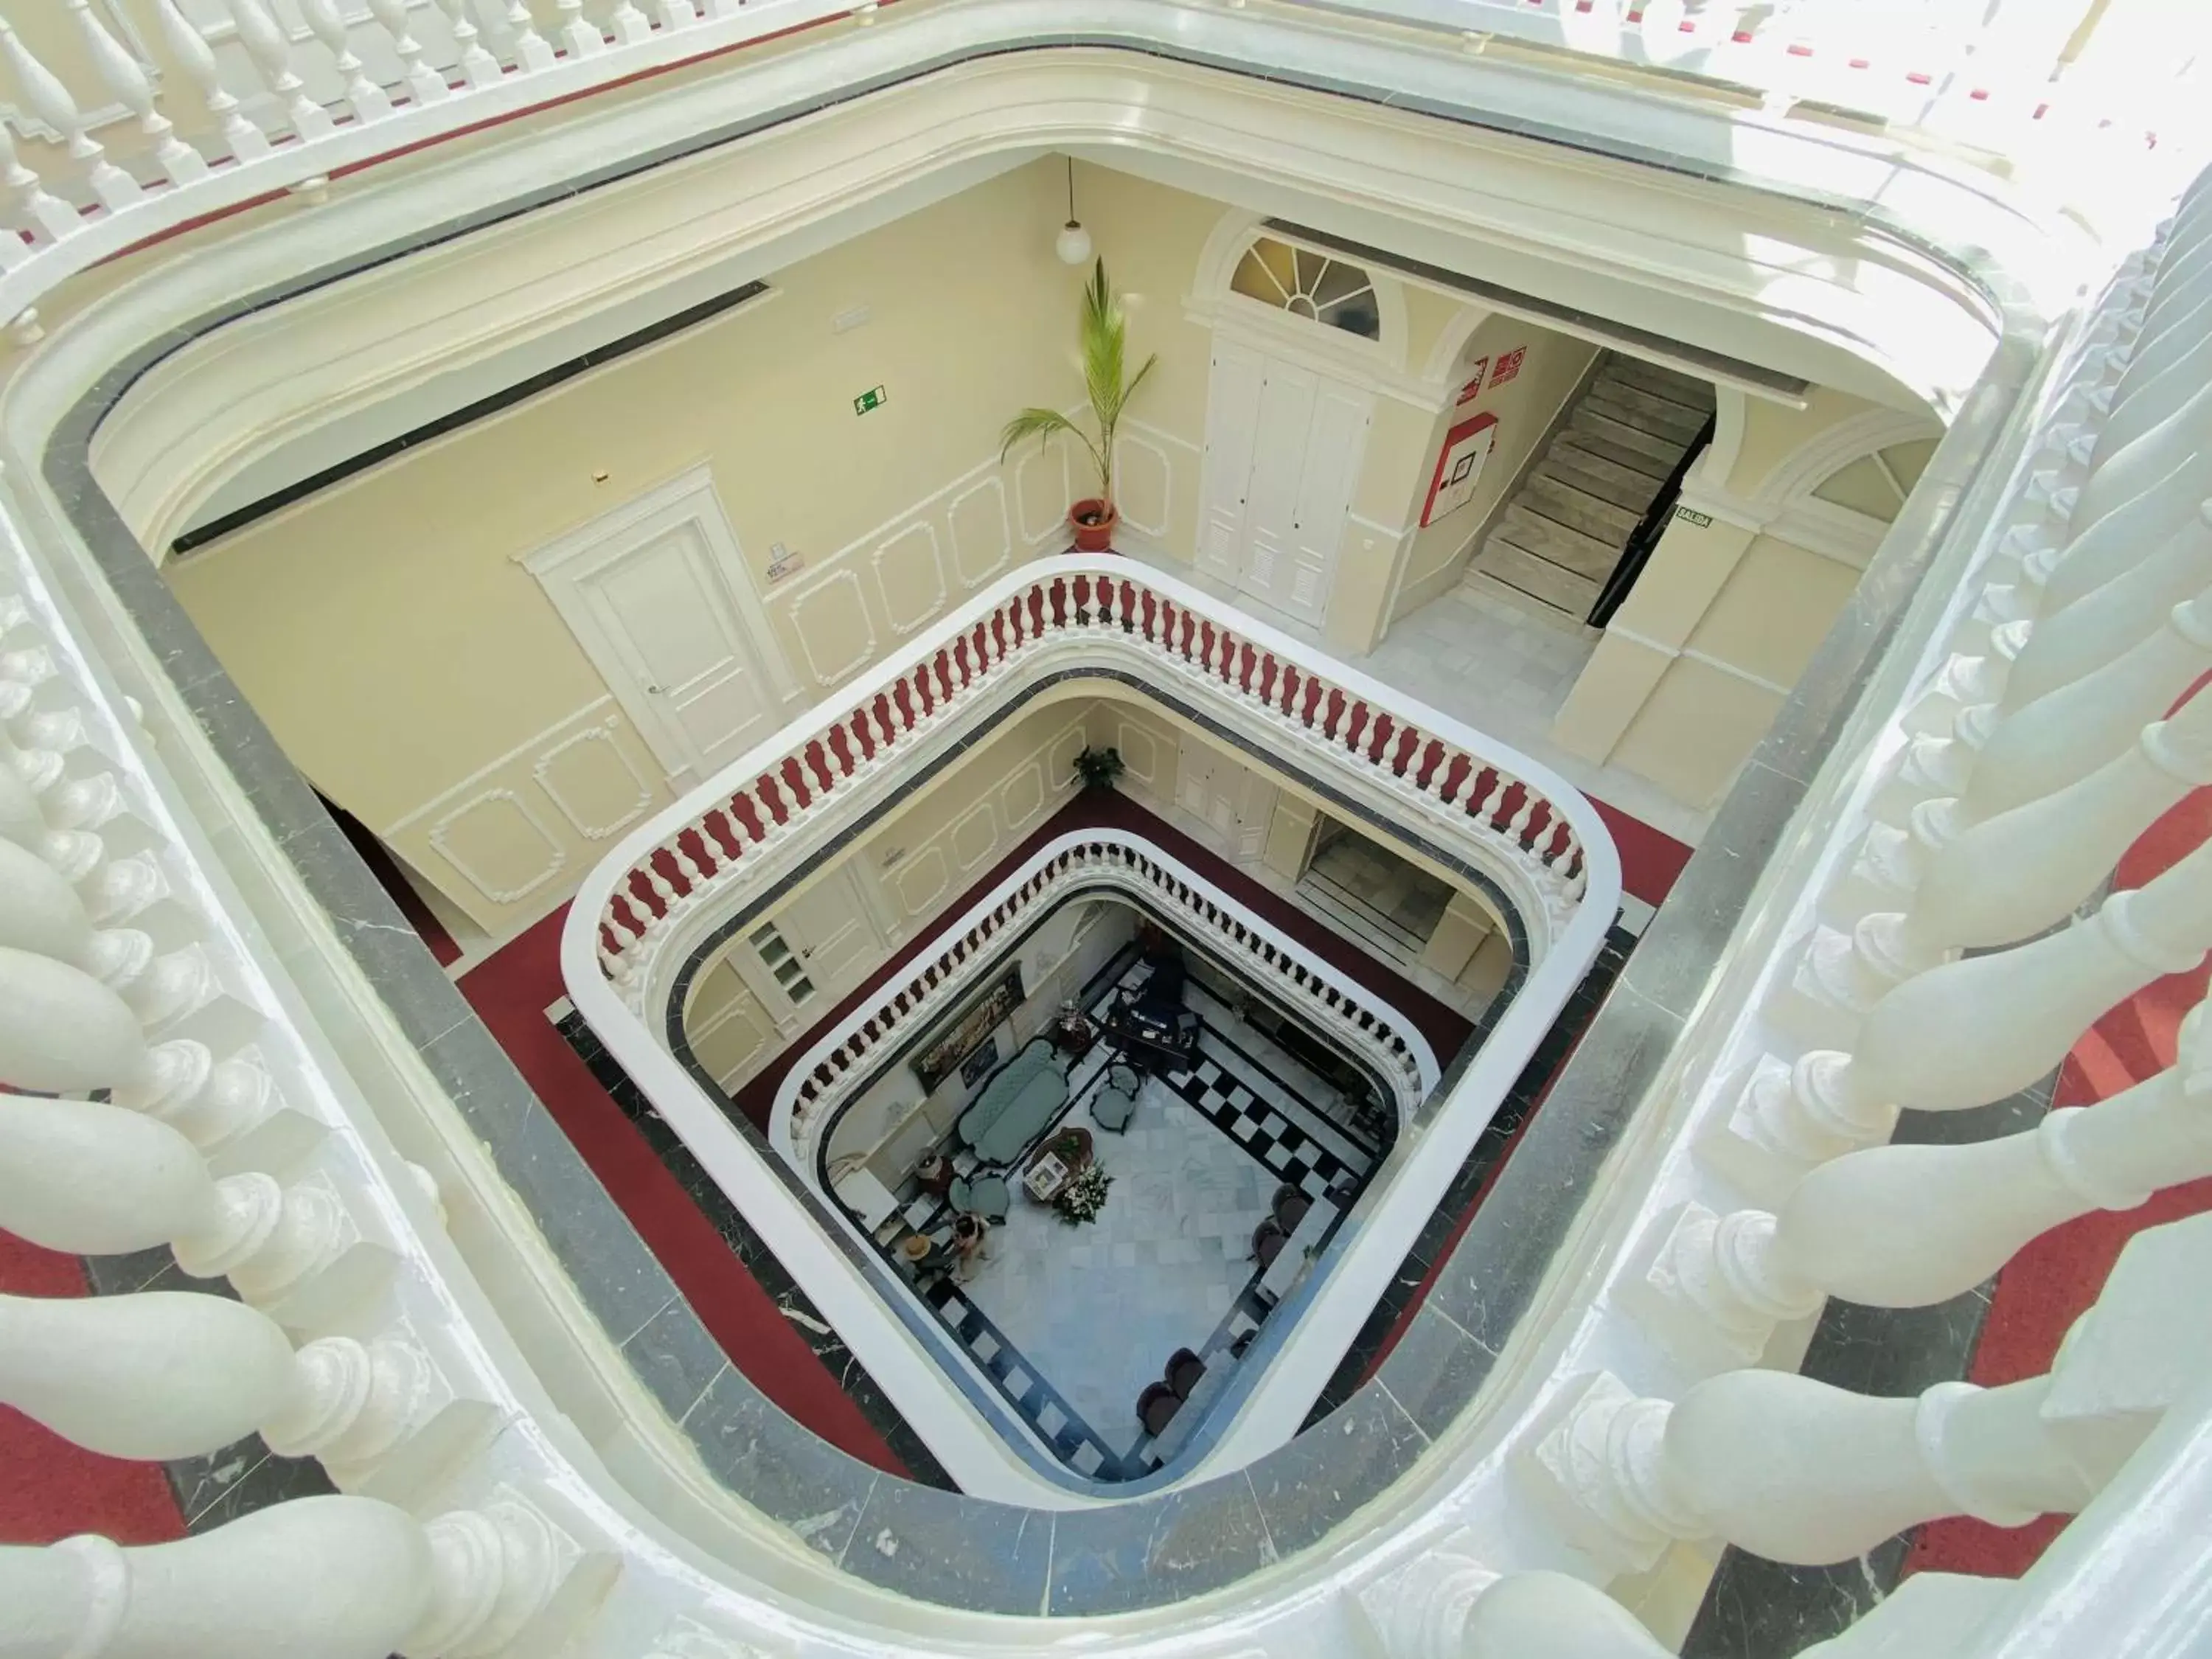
1069 498 1119 553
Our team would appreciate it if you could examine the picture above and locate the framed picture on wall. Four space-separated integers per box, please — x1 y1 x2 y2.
959 1037 1002 1089
914 965 1025 1092
1420 411 1500 528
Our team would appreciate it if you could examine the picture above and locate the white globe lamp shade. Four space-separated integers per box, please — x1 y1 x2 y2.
1056 220 1093 265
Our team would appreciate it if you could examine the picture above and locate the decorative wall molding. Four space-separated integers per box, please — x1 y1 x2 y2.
998 758 1046 828
892 845 952 917
380 696 667 925
428 790 568 906
871 522 948 636
1114 717 1164 789
949 800 1000 872
788 568 879 686
946 477 1015 584
532 719 655 842
1013 441 1072 545
1112 429 1175 542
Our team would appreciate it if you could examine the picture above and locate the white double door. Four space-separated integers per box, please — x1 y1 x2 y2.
1199 339 1374 626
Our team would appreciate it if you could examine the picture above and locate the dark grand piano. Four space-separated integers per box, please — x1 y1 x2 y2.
1104 942 1201 1075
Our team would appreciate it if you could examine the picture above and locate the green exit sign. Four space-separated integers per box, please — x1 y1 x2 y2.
1674 506 1714 529
853 385 886 416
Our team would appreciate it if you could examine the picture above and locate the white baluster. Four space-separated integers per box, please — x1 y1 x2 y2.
0 944 145 1091
657 0 701 29
225 0 336 140
153 0 268 163
1667 1371 2117 1565
1 1289 331 1459
1778 1020 2206 1312
0 1498 438 1659
0 16 139 209
607 0 655 44
1459 1573 1670 1659
0 116 80 239
549 0 607 51
1913 688 2212 951
295 0 394 124
430 0 507 85
1964 578 2212 818
1537 1366 2120 1576
68 0 205 184
364 0 450 104
1771 833 2212 1160
496 0 557 72
2005 501 2212 714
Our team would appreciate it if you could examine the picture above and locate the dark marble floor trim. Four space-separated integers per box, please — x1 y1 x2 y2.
34 22 2047 1618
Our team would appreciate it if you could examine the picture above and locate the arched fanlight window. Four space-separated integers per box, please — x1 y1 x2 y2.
1810 438 1938 524
1228 235 1382 340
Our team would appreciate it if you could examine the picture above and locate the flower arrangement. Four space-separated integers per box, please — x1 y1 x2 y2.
1055 1163 1113 1225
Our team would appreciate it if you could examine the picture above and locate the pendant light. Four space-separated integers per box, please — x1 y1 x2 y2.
1055 156 1093 266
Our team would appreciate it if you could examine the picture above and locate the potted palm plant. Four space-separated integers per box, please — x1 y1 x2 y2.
1000 259 1158 554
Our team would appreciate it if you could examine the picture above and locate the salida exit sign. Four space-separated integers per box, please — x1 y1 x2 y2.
853 385 887 416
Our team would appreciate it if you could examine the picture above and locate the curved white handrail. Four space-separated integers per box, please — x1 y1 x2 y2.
770 827 1441 1164
573 557 1617 1020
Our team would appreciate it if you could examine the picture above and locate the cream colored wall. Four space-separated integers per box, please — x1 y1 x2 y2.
1388 318 1604 624
1550 383 1938 812
1722 383 1889 501
167 161 1130 933
1551 521 1864 809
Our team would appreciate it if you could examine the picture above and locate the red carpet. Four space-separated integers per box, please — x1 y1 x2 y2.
0 1231 187 1545
1905 778 2212 1579
1589 796 1694 908
456 908 909 1476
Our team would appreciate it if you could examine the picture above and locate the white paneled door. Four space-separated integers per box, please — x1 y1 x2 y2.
1199 340 1373 626
525 469 794 788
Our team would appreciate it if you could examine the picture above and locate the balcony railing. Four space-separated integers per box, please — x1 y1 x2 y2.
565 558 1613 1494
0 0 2195 349
777 827 1440 1169
583 557 1610 1017
0 4 2206 1654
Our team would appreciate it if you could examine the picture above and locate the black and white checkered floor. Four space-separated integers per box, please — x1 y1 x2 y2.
875 946 1391 1484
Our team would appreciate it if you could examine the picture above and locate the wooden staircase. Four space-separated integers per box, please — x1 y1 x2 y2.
1463 352 1715 625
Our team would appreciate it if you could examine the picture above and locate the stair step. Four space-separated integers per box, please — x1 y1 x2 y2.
1584 383 1711 444
1520 471 1642 542
1600 355 1716 411
1542 442 1669 512
1492 503 1622 581
1470 540 1602 618
1569 406 1692 469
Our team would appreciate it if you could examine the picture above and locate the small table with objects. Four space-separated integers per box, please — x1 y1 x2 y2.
1023 1126 1095 1203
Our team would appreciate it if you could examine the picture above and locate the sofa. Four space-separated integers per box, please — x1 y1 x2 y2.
956 1040 1070 1165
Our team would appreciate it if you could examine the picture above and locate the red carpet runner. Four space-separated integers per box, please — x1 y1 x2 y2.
1905 779 2212 1579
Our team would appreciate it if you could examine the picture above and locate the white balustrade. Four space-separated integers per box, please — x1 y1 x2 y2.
300 0 397 125
0 15 139 211
586 563 1601 1009
779 828 1435 1161
0 1495 571 1659
68 0 204 187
